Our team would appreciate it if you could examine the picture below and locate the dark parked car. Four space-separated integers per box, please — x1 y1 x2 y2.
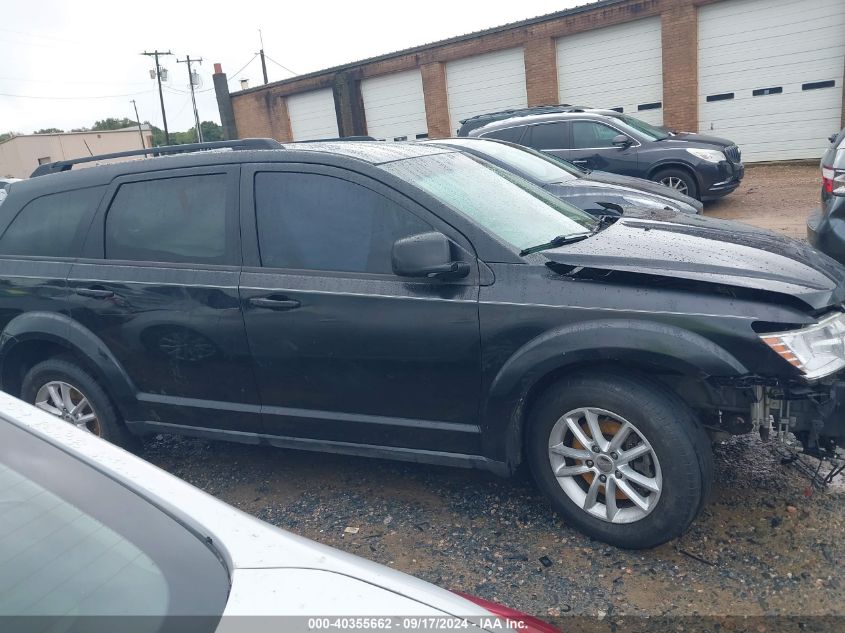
424 137 702 216
460 106 744 201
1 139 843 549
808 127 845 262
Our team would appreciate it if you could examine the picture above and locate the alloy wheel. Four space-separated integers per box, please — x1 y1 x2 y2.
660 176 689 195
34 380 102 436
547 407 662 524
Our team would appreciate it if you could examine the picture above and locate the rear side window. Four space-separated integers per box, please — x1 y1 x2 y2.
481 126 526 144
0 187 103 258
105 174 229 264
254 172 432 274
525 122 569 150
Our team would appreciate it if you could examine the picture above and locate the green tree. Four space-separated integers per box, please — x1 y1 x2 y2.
34 127 64 134
200 121 223 141
92 117 138 131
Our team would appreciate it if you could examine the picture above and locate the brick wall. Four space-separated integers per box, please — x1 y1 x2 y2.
420 63 451 138
229 0 704 140
523 37 558 106
661 3 698 131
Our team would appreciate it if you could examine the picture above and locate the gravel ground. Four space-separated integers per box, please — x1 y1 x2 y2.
143 434 844 629
145 163 843 629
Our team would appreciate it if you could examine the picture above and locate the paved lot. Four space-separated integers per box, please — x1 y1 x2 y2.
145 162 843 630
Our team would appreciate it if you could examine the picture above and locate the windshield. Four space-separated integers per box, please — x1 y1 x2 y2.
612 115 670 141
383 151 595 251
435 139 579 184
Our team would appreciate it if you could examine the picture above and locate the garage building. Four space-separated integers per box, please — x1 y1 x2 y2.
221 0 845 162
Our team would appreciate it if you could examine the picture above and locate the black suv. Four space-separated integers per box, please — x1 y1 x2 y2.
1 139 842 549
808 127 845 263
460 105 744 201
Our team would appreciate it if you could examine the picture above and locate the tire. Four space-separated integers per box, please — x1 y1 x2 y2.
526 372 713 549
652 167 699 200
21 356 139 451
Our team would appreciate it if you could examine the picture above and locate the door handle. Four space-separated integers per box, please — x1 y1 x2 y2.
74 287 114 299
249 296 301 311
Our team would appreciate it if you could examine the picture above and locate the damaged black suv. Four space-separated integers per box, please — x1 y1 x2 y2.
1 139 843 549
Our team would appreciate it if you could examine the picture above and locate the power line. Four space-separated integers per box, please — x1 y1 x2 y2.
230 54 259 80
195 54 261 93
0 89 153 100
263 54 297 76
0 76 149 86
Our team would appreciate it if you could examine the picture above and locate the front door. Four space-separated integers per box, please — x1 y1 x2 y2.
568 120 639 174
68 167 262 435
239 164 482 455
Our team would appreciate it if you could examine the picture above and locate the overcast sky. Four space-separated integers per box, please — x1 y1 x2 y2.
1 0 583 135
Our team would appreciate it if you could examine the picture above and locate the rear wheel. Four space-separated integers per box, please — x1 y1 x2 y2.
527 372 713 548
652 167 699 200
21 357 138 450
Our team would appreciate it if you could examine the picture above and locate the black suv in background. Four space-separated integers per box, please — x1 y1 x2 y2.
808 127 845 262
460 105 744 201
1 139 842 549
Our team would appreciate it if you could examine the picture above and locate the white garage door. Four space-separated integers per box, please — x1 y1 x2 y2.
362 70 428 141
699 0 845 162
287 88 339 141
556 18 663 125
446 48 528 134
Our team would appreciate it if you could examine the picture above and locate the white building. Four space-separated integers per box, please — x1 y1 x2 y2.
0 126 154 179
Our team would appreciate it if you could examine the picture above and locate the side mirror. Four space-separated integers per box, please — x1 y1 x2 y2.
611 134 632 148
830 133 839 144
392 232 470 280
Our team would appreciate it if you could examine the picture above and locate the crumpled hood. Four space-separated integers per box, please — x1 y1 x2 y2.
545 180 700 215
543 213 845 310
582 170 704 212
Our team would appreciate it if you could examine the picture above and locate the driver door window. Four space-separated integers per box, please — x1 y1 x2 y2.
571 121 622 149
569 121 637 173
254 172 432 274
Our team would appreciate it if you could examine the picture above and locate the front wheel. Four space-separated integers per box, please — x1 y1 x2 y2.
526 372 713 548
652 167 699 200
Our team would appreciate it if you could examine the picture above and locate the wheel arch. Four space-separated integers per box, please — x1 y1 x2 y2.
481 319 747 472
0 312 138 416
646 160 702 192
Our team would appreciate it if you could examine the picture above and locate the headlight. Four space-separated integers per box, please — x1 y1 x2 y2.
685 148 725 163
761 312 845 380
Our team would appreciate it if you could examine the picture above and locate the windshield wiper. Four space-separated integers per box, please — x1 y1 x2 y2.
519 232 592 256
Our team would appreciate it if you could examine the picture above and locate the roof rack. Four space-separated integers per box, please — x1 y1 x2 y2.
457 104 591 134
30 138 283 178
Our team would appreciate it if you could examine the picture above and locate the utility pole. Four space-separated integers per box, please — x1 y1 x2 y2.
178 55 204 142
130 99 146 150
141 50 173 144
258 29 269 84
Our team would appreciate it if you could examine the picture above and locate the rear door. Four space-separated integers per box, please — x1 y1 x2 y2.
567 120 639 174
0 186 103 335
68 166 262 435
239 163 483 455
